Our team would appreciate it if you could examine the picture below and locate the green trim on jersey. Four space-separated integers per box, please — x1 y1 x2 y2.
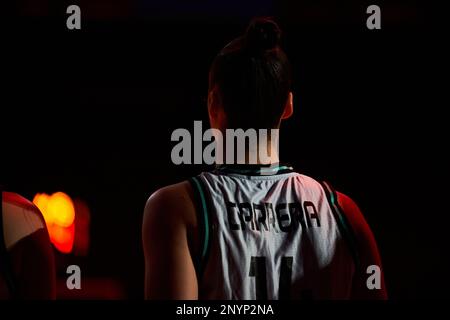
191 177 210 260
216 163 294 176
320 181 361 270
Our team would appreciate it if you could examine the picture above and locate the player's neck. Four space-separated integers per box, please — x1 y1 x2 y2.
216 127 280 165
245 146 279 165
228 138 279 165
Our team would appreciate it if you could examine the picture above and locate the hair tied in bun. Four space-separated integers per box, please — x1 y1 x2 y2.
245 17 281 52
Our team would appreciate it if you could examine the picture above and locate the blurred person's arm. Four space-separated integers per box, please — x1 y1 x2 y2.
3 192 56 299
142 182 199 299
9 229 56 299
337 192 388 299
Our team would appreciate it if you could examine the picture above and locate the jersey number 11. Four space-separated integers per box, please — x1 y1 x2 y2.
249 256 293 300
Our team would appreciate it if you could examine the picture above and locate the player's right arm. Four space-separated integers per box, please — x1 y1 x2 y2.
142 182 199 299
337 192 388 300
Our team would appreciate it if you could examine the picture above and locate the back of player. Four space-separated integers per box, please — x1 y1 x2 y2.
191 165 356 299
143 17 386 300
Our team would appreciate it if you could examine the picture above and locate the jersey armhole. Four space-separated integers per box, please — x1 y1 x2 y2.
319 181 361 270
188 177 213 280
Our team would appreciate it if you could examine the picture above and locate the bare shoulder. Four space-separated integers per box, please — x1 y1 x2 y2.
336 192 372 239
336 192 358 212
142 181 198 239
336 192 360 219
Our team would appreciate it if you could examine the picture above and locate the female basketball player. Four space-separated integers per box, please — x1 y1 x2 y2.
142 17 387 300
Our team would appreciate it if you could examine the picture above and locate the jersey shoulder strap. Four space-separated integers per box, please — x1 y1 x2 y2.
188 176 213 280
0 188 18 299
320 181 360 269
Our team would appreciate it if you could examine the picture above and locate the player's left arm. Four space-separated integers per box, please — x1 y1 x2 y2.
337 192 388 299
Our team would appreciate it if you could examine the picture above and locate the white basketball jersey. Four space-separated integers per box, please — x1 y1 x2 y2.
190 165 358 300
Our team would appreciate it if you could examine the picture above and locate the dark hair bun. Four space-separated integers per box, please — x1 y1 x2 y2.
245 17 281 52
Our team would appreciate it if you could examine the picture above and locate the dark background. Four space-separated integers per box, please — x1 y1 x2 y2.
2 0 448 299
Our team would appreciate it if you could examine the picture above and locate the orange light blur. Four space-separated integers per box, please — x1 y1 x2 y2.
33 192 76 254
50 223 75 254
48 192 75 227
73 199 91 256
